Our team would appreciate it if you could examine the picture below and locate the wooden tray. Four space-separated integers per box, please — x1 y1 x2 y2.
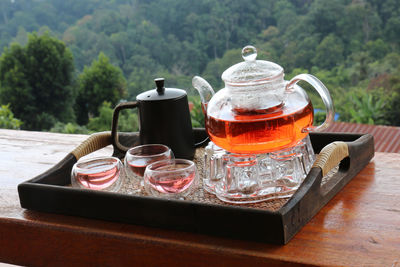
17 129 374 245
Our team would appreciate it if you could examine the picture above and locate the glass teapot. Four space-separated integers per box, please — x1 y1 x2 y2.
193 45 334 154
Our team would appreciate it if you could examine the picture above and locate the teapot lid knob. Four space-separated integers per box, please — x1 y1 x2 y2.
242 45 257 61
154 78 165 94
137 77 186 101
222 45 283 85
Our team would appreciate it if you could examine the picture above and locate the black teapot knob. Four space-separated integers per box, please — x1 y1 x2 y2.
155 78 165 94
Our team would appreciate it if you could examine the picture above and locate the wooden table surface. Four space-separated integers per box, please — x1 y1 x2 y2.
0 129 399 267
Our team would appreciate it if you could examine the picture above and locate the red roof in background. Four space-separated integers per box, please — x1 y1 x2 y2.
323 122 400 153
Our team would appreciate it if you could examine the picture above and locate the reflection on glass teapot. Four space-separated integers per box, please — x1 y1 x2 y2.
193 45 334 154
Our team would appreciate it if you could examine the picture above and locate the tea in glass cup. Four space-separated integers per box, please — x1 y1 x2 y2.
71 156 124 192
124 144 173 187
144 159 198 199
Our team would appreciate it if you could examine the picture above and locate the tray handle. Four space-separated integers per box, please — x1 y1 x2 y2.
313 141 349 177
71 131 112 160
280 134 374 243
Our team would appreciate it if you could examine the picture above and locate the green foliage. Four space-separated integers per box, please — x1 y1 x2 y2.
50 101 139 134
202 48 242 90
0 104 22 129
0 32 75 130
87 102 138 133
86 101 114 132
382 71 400 125
314 111 327 126
341 89 388 125
366 39 390 60
50 122 90 134
75 52 126 124
1 0 400 130
117 109 139 133
188 96 205 128
312 34 344 69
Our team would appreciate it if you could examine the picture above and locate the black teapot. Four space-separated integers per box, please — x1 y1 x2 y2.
111 78 205 159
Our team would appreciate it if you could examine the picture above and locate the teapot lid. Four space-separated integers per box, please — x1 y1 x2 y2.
221 46 283 86
136 78 186 101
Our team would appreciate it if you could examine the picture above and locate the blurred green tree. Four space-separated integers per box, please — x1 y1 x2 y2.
188 96 205 128
50 122 90 134
340 88 388 125
75 52 126 125
87 101 138 132
312 34 344 69
0 32 75 130
0 104 22 129
50 102 139 134
383 71 400 125
201 48 242 90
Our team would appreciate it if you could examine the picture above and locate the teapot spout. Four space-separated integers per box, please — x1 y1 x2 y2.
192 76 215 107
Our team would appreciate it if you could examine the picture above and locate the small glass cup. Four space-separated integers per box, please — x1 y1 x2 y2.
143 159 198 199
124 144 174 187
71 156 124 192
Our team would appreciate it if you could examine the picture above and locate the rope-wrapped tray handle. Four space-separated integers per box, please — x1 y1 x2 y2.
71 131 112 160
312 141 349 177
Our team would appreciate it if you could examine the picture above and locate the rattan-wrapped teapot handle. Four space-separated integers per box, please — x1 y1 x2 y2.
312 141 349 177
71 131 112 160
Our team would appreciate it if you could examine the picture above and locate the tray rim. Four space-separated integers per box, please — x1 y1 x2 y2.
17 130 375 245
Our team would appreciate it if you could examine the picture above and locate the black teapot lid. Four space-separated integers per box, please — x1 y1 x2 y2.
136 78 186 101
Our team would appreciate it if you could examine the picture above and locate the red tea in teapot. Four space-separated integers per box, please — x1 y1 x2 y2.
193 46 334 155
206 100 313 154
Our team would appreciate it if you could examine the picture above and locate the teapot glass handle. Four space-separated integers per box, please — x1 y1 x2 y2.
286 74 335 132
